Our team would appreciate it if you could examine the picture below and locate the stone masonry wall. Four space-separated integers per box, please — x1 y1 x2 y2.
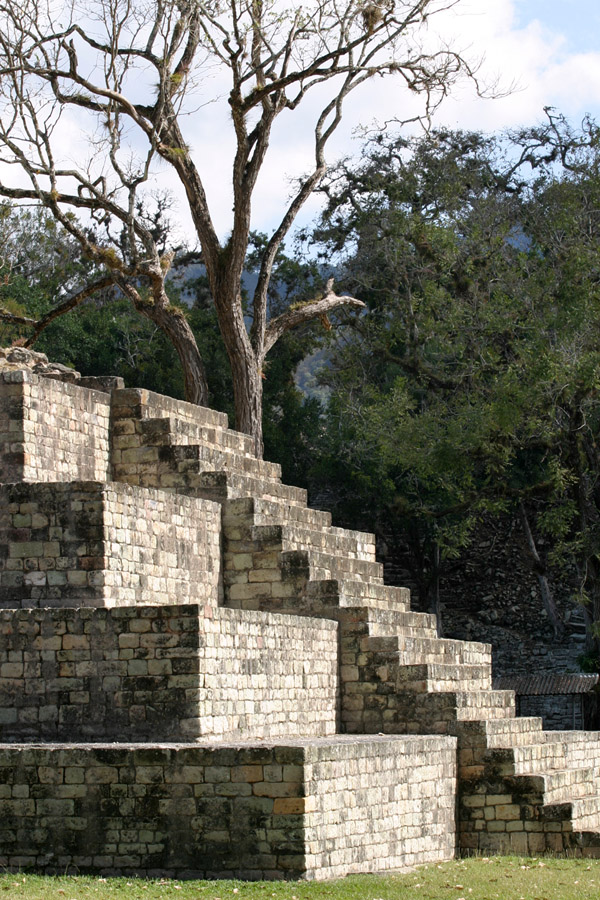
0 371 111 484
0 736 457 879
304 735 457 878
517 694 585 731
0 605 338 742
0 482 221 609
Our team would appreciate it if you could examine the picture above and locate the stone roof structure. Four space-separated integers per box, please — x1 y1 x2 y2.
495 674 599 695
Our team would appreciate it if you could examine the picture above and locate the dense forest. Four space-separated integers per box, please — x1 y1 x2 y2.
3 117 600 666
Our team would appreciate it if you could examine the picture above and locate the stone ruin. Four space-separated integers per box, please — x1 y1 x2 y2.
0 367 599 879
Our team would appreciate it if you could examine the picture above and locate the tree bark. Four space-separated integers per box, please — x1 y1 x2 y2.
230 347 264 459
146 306 209 407
518 501 565 641
119 281 210 407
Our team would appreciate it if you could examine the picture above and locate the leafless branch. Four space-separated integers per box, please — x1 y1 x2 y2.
0 0 482 451
264 278 366 354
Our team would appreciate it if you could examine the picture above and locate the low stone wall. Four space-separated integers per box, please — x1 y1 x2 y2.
304 735 457 878
0 482 221 608
0 735 457 879
0 604 338 741
0 371 111 484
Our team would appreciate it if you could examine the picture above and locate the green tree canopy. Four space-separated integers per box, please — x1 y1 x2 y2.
304 124 600 649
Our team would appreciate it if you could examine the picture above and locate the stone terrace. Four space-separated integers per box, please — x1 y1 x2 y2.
0 368 599 876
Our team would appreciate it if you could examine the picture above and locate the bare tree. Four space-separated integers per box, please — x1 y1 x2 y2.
0 0 477 455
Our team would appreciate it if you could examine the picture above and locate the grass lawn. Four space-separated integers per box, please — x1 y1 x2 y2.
0 857 597 900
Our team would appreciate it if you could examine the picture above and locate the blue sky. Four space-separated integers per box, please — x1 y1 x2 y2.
516 0 600 55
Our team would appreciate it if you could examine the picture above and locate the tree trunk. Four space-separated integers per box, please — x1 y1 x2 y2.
429 543 443 637
230 351 264 459
135 301 210 407
518 502 565 641
214 284 265 458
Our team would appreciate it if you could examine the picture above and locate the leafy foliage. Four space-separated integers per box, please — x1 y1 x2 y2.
305 125 600 638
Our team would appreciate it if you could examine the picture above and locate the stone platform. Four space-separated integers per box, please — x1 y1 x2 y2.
0 369 599 876
0 735 456 879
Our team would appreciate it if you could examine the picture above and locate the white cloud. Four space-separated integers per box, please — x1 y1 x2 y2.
432 0 600 129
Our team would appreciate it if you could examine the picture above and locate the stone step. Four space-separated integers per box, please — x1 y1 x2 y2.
224 497 333 530
161 443 282 483
364 607 438 637
289 584 414 620
514 735 600 772
366 634 492 667
305 579 411 612
455 690 516 720
111 388 229 431
391 689 517 730
538 765 599 805
188 471 308 507
139 416 256 456
395 662 492 692
549 730 600 745
251 522 377 563
282 527 376 561
570 795 600 831
481 717 545 748
281 548 384 584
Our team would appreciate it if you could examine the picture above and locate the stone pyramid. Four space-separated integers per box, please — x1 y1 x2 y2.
0 369 599 879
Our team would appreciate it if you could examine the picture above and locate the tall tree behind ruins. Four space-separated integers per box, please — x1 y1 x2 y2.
0 0 477 455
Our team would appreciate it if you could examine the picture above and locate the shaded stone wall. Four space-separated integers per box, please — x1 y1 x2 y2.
376 511 585 677
517 694 585 731
0 604 338 742
0 736 457 879
0 482 221 609
0 371 111 484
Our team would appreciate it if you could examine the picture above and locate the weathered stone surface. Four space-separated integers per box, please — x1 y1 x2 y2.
0 736 457 879
0 347 80 381
0 370 598 874
0 605 338 742
0 481 221 609
0 370 111 483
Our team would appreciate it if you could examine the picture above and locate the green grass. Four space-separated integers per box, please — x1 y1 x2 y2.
0 857 598 900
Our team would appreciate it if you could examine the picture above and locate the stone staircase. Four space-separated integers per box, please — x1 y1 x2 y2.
110 389 600 858
2 374 600 873
111 388 307 506
458 717 600 853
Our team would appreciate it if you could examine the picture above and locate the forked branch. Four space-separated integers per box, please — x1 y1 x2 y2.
264 278 366 354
